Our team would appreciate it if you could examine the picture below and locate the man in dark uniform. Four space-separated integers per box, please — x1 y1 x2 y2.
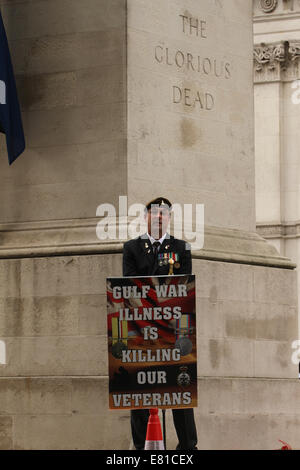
122 196 198 450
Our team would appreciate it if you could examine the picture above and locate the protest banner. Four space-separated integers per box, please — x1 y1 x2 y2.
107 274 197 410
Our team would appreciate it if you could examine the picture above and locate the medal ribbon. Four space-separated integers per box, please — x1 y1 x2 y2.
167 252 179 261
176 314 191 340
119 320 128 346
112 317 128 345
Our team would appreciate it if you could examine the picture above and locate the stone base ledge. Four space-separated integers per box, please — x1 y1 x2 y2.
0 218 295 269
257 221 300 240
193 225 295 269
0 376 298 449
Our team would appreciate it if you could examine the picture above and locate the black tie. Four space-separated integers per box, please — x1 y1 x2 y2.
153 241 161 257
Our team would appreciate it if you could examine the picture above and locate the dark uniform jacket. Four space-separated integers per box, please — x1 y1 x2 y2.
123 234 191 277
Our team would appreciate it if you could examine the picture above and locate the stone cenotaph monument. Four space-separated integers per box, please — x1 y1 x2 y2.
0 0 298 449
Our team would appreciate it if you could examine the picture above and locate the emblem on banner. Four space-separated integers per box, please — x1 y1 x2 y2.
175 314 193 356
177 366 191 387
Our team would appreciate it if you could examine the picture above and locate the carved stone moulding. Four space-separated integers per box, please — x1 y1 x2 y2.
254 0 300 17
257 221 300 239
290 42 300 61
254 41 300 82
254 42 286 72
259 0 278 13
0 218 295 269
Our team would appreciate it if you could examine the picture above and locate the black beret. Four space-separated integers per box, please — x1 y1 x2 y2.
145 197 172 211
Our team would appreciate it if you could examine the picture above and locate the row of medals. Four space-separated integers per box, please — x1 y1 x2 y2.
158 253 180 269
144 242 180 269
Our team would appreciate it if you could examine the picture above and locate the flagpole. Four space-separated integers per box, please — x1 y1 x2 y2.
162 409 167 449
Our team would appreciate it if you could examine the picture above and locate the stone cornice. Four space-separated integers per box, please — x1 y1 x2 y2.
253 0 300 19
0 217 295 269
254 41 300 82
257 221 300 238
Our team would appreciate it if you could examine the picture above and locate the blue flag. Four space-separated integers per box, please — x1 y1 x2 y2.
0 10 25 165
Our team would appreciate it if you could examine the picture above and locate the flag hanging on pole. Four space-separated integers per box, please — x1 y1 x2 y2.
0 9 25 165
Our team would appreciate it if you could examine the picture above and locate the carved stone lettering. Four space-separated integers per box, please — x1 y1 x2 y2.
154 45 231 80
153 13 231 111
173 86 215 111
179 14 207 38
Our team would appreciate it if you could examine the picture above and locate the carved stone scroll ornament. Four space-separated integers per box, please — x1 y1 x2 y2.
289 43 300 62
254 42 300 82
254 42 300 73
253 43 286 72
259 0 278 13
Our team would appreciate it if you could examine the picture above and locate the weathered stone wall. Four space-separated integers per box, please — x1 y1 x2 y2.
126 0 256 232
0 0 127 223
0 255 297 449
253 0 300 340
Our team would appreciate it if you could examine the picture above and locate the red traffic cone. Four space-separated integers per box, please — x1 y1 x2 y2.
144 408 165 450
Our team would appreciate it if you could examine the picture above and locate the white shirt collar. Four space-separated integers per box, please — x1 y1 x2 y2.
147 232 167 245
